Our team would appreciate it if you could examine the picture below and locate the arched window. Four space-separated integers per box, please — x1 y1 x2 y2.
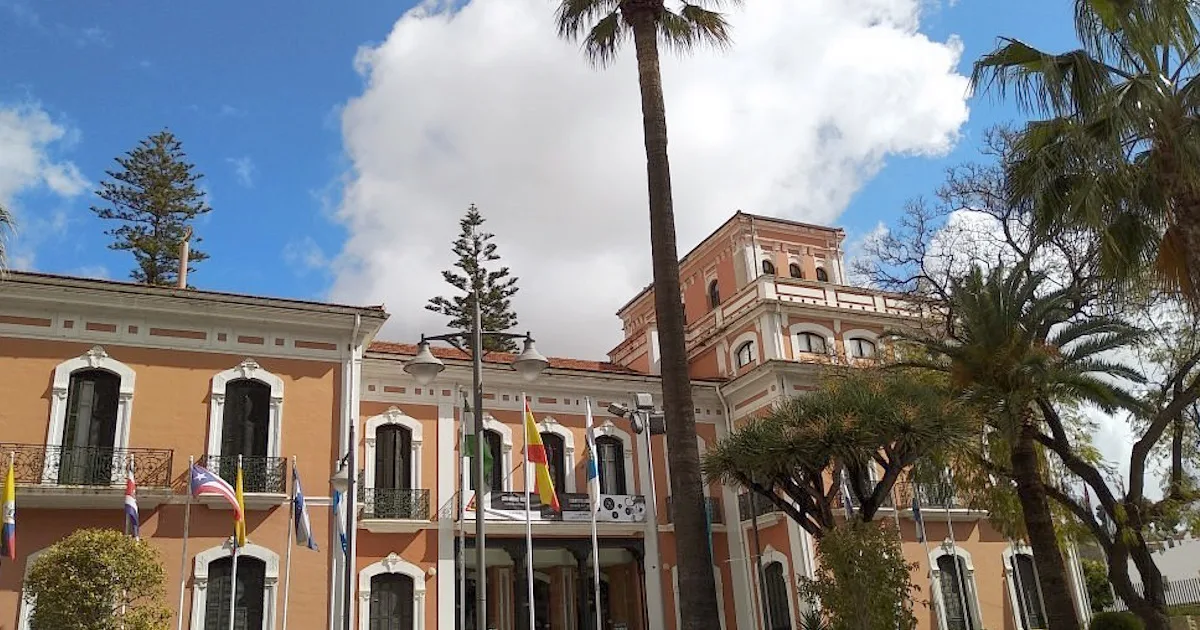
847 338 876 359
595 436 626 495
369 573 415 630
938 555 978 630
541 432 566 494
486 429 503 492
374 425 414 518
795 333 826 355
815 267 829 282
204 556 266 630
761 260 776 275
219 379 271 491
736 341 755 368
708 280 721 309
60 369 121 485
1011 554 1046 630
763 561 791 630
788 263 803 279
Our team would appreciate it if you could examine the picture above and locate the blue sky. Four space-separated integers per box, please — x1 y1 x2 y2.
1 0 1077 317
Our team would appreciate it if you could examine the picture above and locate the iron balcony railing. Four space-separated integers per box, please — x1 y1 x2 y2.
893 480 966 510
737 492 781 521
0 443 173 488
665 496 724 524
201 455 287 494
360 488 431 520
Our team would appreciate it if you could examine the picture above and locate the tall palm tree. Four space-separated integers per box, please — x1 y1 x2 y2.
555 2 736 627
972 0 1200 301
898 264 1144 630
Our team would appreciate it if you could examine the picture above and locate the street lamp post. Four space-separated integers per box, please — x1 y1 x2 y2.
330 422 356 630
608 393 665 630
404 316 548 630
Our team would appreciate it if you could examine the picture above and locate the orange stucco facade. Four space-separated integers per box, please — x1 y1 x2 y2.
0 212 1092 630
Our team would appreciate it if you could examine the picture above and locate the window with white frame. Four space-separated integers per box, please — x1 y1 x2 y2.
815 267 829 282
207 359 284 492
596 435 626 495
46 346 136 486
190 543 279 630
358 553 426 630
365 407 424 519
795 333 827 355
846 337 876 359
935 551 979 630
788 263 803 279
1009 552 1047 630
763 561 791 630
736 341 756 368
762 260 776 275
708 279 721 309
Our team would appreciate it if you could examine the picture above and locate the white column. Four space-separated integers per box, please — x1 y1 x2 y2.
717 434 755 630
437 393 458 630
638 430 666 630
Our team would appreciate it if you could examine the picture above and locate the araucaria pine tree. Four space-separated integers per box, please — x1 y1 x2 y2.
92 130 211 285
426 204 521 353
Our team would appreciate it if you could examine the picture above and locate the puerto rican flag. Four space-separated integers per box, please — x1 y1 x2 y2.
189 464 243 520
125 462 139 539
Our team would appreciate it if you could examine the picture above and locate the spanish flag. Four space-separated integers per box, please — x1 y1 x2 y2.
523 400 560 511
1 458 15 561
234 458 247 548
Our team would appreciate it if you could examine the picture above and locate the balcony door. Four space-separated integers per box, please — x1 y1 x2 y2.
220 379 270 491
595 436 626 495
368 573 415 630
204 556 266 630
60 369 120 485
374 425 413 518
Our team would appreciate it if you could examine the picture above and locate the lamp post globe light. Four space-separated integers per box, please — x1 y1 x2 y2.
403 328 548 630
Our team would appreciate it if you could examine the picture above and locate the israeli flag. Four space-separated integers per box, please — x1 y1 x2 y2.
292 468 317 551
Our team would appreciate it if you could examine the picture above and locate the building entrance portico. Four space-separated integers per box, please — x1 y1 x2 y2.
456 538 646 630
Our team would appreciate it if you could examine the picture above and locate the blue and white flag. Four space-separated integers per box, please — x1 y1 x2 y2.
332 490 347 554
584 402 601 512
839 468 855 520
292 467 317 551
124 461 139 539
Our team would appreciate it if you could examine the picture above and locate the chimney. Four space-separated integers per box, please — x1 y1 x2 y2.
177 227 193 289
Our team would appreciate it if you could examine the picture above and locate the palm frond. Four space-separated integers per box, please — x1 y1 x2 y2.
658 4 735 54
580 9 628 68
972 39 1118 117
554 0 620 41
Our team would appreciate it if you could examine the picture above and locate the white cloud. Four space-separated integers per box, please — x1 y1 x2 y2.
329 0 970 359
226 156 255 188
283 236 331 275
0 102 89 208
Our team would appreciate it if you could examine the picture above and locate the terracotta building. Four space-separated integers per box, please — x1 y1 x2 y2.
0 212 1091 630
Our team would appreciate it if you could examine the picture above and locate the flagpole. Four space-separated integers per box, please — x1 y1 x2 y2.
176 455 194 630
943 472 971 629
522 393 536 630
459 390 468 630
912 489 946 630
229 455 242 630
282 456 297 630
585 398 602 630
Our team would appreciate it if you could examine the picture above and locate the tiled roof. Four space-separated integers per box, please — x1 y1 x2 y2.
367 341 646 375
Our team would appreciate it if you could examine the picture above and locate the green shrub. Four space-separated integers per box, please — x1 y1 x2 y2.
1088 611 1144 630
